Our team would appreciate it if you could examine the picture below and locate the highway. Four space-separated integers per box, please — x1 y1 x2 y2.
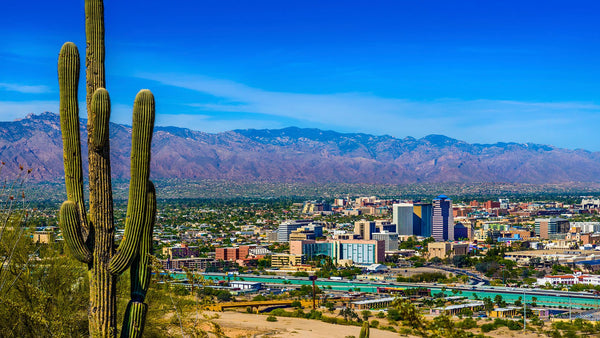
190 272 600 309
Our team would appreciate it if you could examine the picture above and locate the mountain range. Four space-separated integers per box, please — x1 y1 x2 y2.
1 112 599 184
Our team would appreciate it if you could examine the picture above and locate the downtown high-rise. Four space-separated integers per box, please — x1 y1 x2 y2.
413 203 432 237
432 195 453 241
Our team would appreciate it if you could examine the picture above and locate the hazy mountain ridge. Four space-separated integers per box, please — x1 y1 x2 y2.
1 112 599 184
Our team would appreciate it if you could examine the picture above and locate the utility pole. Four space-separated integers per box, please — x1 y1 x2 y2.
523 289 526 332
309 275 318 309
569 295 572 322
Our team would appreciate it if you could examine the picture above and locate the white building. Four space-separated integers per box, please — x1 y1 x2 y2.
393 203 414 236
571 222 600 233
536 272 600 286
229 281 263 290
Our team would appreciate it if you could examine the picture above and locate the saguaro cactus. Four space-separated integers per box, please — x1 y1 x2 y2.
359 321 370 338
57 1 156 337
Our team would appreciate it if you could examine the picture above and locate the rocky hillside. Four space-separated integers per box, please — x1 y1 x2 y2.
1 112 599 184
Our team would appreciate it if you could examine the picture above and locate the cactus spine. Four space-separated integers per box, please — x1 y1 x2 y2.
57 1 156 337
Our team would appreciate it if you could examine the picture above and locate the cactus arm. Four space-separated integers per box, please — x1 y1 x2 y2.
120 302 148 338
59 201 92 263
121 181 155 338
109 90 155 274
58 42 90 239
90 88 111 150
130 181 156 301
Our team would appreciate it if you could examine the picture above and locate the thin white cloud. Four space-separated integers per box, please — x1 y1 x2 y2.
7 75 598 150
0 83 52 94
138 73 600 150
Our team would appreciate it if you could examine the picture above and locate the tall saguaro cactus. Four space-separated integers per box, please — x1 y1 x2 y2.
57 1 156 337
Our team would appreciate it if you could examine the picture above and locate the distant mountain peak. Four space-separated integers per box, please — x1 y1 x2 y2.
1 112 599 184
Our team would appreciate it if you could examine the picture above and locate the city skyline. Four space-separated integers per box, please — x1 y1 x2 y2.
2 1 600 150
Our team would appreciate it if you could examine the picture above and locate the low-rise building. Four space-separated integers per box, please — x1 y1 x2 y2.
536 272 600 286
162 257 233 271
229 281 262 291
215 245 255 261
430 302 484 316
290 239 385 265
372 231 399 251
33 231 54 244
162 243 201 259
489 307 520 318
535 218 570 240
350 297 396 310
428 242 469 259
271 253 304 268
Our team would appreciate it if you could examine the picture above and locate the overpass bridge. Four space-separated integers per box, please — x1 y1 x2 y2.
205 299 314 312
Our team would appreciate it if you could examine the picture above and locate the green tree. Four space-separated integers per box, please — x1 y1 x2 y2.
0 242 89 336
494 294 505 307
216 291 232 302
452 255 470 268
339 308 359 322
514 297 522 307
430 256 443 264
0 170 90 336
391 298 426 333
483 297 495 311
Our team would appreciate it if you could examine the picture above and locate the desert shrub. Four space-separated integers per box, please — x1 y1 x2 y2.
481 323 495 333
457 317 478 329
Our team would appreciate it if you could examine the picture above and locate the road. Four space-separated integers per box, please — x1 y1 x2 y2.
427 264 490 285
192 272 600 308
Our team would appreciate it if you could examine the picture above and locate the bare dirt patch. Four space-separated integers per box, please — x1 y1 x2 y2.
205 311 403 338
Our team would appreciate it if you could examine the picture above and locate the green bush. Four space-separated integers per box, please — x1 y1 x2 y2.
266 315 277 322
481 323 495 333
321 316 337 324
216 290 232 301
270 308 286 316
308 310 322 320
252 294 267 301
399 327 413 335
507 320 523 330
457 317 478 329
172 284 190 296
387 308 401 321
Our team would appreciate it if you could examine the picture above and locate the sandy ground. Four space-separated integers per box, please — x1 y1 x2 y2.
483 326 546 338
205 311 403 338
206 311 555 338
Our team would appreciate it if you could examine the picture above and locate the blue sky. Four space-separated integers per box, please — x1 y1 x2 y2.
1 1 600 150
